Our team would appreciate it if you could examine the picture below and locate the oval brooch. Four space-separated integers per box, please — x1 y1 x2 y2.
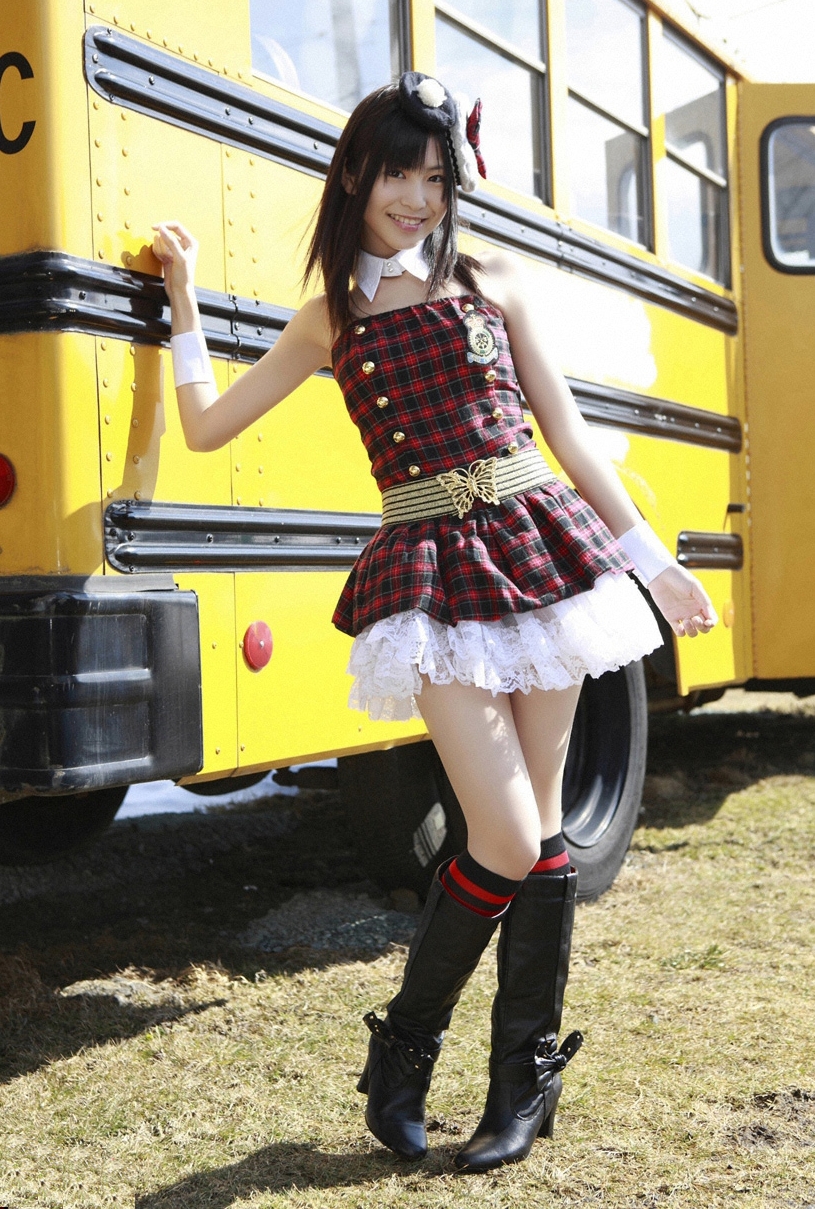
463 312 498 365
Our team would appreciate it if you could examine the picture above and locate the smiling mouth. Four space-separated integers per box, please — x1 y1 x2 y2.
388 214 425 228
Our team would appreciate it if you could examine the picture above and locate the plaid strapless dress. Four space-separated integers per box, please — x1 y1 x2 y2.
331 295 662 721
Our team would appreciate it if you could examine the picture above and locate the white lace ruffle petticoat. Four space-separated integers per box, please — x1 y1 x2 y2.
346 570 663 722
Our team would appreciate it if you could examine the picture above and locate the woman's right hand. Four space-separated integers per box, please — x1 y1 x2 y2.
152 221 199 299
648 564 718 638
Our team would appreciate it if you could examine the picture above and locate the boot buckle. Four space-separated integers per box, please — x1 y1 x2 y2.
533 1030 584 1087
362 1011 436 1068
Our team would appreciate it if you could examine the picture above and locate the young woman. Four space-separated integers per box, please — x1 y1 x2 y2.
153 72 716 1173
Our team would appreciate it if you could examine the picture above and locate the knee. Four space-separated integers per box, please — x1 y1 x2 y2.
504 836 541 881
473 833 539 882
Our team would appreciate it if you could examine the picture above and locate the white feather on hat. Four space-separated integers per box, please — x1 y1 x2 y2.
451 93 479 193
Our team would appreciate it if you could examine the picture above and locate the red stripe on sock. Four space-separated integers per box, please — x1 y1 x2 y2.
442 880 502 917
531 852 571 873
447 861 515 905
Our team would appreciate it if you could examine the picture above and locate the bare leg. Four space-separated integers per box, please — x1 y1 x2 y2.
453 680 583 1174
416 679 542 880
510 681 583 841
367 678 582 1162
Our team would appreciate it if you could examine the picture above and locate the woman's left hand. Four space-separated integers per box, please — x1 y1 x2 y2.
151 221 199 300
648 565 718 638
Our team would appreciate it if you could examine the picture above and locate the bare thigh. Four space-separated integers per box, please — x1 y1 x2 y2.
510 681 583 841
416 677 580 880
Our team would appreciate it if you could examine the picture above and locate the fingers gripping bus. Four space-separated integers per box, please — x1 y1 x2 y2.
0 1 813 896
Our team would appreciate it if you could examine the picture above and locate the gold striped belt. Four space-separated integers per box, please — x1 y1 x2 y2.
380 445 556 525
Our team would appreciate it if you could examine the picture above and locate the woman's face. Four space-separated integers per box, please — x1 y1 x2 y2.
358 139 448 257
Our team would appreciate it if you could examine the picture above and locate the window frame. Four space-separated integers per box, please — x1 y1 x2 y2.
660 23 731 286
760 115 815 276
565 0 654 252
434 0 552 206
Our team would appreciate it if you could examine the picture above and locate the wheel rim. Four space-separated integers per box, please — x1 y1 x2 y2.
562 670 631 849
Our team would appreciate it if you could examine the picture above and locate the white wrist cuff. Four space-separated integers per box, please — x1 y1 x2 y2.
170 329 214 387
617 519 677 587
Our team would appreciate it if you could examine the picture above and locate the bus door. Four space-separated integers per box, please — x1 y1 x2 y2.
738 83 815 679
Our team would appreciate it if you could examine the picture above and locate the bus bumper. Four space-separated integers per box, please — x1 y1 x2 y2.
0 577 203 798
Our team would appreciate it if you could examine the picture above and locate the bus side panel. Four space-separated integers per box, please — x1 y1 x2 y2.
0 0 91 257
98 339 242 778
97 340 234 508
0 332 103 576
235 569 424 772
88 92 225 289
227 367 427 764
226 371 382 516
739 82 815 678
82 0 250 82
622 436 748 694
174 570 238 778
220 150 320 311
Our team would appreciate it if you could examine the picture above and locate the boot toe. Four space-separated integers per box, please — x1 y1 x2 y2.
454 1128 528 1173
365 1108 427 1160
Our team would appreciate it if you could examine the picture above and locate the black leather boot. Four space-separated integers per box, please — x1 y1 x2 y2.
454 869 583 1172
358 860 501 1160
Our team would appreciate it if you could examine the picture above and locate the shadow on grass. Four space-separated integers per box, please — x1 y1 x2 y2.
1 703 813 1060
640 707 815 830
0 932 397 1086
135 1141 453 1207
0 984 227 1084
0 792 390 989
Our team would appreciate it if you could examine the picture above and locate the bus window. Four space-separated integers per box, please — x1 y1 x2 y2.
435 1 547 201
763 120 815 272
250 0 403 112
564 0 650 248
660 28 729 283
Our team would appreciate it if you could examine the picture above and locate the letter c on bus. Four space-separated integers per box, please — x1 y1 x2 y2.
0 51 36 155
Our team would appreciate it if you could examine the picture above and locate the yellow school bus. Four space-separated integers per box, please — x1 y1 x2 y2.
1 0 813 898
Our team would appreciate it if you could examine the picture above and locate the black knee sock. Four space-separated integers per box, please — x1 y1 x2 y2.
441 850 522 918
530 832 570 875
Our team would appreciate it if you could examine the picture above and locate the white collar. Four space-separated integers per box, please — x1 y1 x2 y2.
355 243 430 302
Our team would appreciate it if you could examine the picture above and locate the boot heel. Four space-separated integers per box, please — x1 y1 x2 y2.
538 1106 556 1138
538 1073 563 1137
357 1059 370 1094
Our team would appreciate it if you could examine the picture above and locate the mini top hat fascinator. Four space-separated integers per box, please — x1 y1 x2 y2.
397 71 487 193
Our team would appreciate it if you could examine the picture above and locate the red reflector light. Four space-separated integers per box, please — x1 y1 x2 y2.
243 621 273 671
0 456 15 507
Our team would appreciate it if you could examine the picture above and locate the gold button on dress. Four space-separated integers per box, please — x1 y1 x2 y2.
393 431 406 443
362 361 375 375
354 324 366 335
376 396 390 408
507 441 519 454
408 464 421 477
492 407 504 420
484 369 497 383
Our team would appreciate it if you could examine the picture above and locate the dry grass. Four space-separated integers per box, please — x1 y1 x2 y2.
1 697 815 1208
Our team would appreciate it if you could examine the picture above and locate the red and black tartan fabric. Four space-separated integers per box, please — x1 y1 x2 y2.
331 294 633 637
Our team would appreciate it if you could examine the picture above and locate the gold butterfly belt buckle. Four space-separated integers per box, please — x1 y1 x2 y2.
436 458 501 518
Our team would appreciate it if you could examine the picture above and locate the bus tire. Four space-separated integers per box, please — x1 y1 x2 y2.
563 660 648 902
183 773 268 797
0 787 127 866
337 742 467 896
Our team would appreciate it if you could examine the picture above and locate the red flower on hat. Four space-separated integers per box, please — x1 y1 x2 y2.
466 99 487 180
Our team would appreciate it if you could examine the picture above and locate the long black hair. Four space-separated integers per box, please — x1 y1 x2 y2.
304 84 481 335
